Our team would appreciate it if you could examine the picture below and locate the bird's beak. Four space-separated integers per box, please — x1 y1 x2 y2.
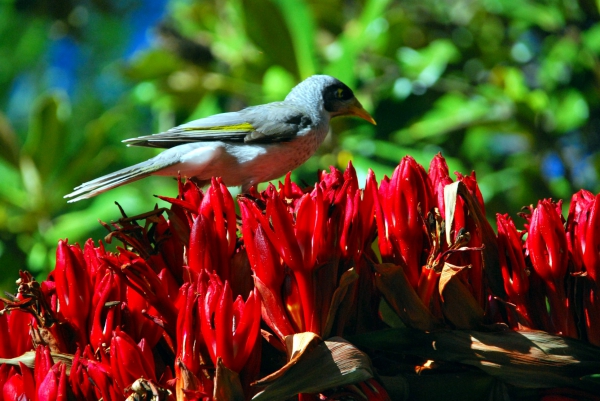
347 98 377 125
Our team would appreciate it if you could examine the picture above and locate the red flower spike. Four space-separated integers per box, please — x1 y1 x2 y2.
249 224 285 294
362 169 379 245
38 362 69 401
253 275 296 340
201 178 237 259
70 350 96 400
580 193 600 282
84 358 121 400
105 250 178 341
279 171 304 200
110 329 157 392
266 191 305 272
54 240 92 347
83 239 109 284
176 282 204 377
160 179 204 213
18 362 36 401
158 267 181 304
453 172 485 306
125 286 164 348
566 191 600 345
189 213 220 273
201 278 261 373
428 153 453 216
527 200 569 286
497 213 534 327
455 171 485 213
583 280 600 346
344 160 359 190
2 300 34 357
295 187 327 268
34 345 54 391
566 189 596 273
377 156 433 289
0 364 9 390
3 367 24 401
0 302 10 358
90 271 124 352
526 199 577 337
154 216 186 280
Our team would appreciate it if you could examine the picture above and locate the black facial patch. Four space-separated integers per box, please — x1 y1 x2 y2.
286 114 313 128
323 82 355 112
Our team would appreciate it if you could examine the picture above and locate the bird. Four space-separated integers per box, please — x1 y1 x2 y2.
65 75 376 202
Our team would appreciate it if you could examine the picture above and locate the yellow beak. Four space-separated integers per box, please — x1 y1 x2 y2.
346 98 377 125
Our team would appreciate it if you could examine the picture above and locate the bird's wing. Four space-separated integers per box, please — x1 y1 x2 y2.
123 103 313 149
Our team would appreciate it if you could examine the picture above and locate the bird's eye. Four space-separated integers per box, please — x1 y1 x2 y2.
336 88 344 99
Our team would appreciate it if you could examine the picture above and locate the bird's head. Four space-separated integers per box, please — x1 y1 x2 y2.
286 75 376 125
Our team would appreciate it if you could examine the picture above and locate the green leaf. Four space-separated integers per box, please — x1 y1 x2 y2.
392 93 495 141
23 93 68 181
325 0 394 85
272 0 317 78
243 0 299 77
552 90 589 133
0 113 19 167
262 65 296 102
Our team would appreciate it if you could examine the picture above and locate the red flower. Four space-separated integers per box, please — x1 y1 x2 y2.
38 362 69 401
2 366 25 400
526 199 576 337
200 275 260 373
566 190 600 345
110 328 157 393
497 213 534 327
376 155 433 289
428 152 453 215
54 240 93 347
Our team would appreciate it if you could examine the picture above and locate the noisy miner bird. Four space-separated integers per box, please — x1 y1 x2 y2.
65 75 376 202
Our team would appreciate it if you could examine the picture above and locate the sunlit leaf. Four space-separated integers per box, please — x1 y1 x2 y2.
252 333 373 400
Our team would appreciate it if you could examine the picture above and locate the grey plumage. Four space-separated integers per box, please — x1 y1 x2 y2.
65 75 375 202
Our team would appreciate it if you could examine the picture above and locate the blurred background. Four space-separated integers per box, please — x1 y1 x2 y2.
1 0 599 292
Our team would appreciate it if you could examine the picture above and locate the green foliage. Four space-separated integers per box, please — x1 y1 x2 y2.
1 0 599 293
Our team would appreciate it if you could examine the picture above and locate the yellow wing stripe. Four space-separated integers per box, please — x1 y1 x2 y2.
180 122 255 132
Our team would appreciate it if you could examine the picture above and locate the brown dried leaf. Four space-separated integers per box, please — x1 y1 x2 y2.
439 262 484 329
374 263 442 332
425 329 600 391
444 182 505 298
0 350 74 374
175 358 203 401
214 357 244 401
322 267 359 339
252 334 373 401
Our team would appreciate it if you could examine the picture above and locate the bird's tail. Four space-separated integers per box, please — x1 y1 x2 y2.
64 158 171 202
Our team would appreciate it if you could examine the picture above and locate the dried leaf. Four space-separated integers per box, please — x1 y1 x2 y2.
175 358 203 401
355 327 600 393
444 182 505 298
374 263 442 332
438 262 484 329
214 357 244 401
0 351 74 374
127 378 171 401
322 267 359 339
252 334 373 400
